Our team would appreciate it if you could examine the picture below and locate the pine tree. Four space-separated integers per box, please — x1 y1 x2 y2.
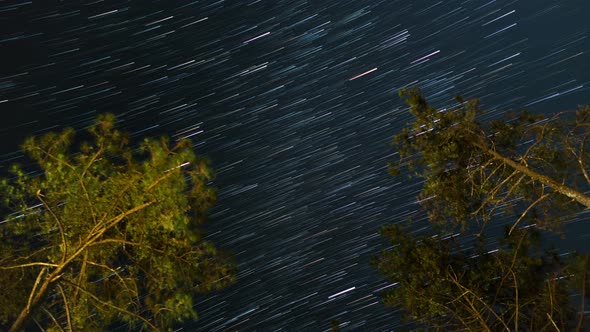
375 88 590 330
0 114 235 331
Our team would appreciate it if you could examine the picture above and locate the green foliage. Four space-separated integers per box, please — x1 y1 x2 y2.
373 226 589 331
375 88 590 330
392 87 590 231
0 114 235 331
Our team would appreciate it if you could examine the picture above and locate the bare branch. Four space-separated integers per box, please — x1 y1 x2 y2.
475 141 590 208
447 267 508 331
0 262 59 270
37 190 67 264
493 230 528 307
85 260 137 297
8 201 156 332
0 245 54 266
89 238 193 263
42 306 65 332
72 250 88 308
61 279 161 332
56 283 72 332
79 144 104 225
478 161 505 189
512 269 519 332
79 180 98 226
26 268 47 316
521 112 563 165
547 274 557 324
577 131 590 186
29 146 75 170
65 201 156 272
96 172 143 225
509 193 551 235
80 145 103 179
547 312 561 332
33 317 48 332
146 170 178 191
476 172 528 226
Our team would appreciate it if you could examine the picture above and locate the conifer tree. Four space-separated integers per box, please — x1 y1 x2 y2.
0 114 235 331
376 89 590 330
390 87 590 231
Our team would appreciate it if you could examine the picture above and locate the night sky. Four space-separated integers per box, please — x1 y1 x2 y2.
1 0 590 330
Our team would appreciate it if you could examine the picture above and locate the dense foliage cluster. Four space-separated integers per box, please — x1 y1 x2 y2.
390 87 590 231
374 225 589 331
0 114 235 331
376 88 590 330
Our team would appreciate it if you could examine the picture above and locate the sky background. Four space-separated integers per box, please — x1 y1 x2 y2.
1 0 589 330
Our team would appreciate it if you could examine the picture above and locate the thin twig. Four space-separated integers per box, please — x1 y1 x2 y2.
577 131 590 186
511 270 519 332
26 268 47 315
37 191 67 264
61 279 161 331
509 193 551 235
0 262 59 270
41 306 65 332
547 312 561 332
56 283 72 332
31 146 75 169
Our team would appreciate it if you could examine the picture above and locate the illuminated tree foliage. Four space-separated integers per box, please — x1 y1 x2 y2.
374 89 590 330
0 114 235 331
374 225 589 331
390 87 590 231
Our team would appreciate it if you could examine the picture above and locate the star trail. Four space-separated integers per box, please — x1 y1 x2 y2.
1 0 589 330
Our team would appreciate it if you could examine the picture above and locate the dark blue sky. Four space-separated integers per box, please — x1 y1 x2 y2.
1 0 589 330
